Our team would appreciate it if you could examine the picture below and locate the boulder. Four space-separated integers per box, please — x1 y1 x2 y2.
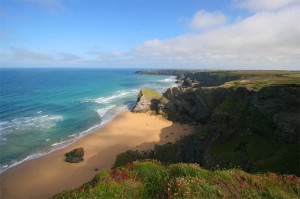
65 147 84 163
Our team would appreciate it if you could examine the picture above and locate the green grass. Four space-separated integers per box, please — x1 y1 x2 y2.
52 160 300 199
141 88 169 104
132 161 169 196
210 133 300 176
221 73 300 91
141 88 162 99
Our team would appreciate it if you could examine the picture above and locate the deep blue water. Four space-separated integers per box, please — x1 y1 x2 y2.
0 68 178 172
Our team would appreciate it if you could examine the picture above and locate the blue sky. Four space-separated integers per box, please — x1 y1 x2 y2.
0 0 299 69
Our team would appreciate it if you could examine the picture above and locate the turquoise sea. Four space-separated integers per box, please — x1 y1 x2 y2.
0 68 178 173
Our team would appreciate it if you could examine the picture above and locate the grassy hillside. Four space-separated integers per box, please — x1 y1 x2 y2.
52 160 300 199
137 70 300 89
221 72 300 91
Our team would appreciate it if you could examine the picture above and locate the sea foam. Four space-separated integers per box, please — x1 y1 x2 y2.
0 115 63 132
82 89 139 104
0 151 51 174
96 105 116 118
159 76 177 82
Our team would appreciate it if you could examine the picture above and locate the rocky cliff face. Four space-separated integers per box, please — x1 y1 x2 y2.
129 71 300 175
158 86 232 124
159 85 300 143
153 84 300 174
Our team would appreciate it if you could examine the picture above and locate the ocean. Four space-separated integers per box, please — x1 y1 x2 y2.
0 68 178 173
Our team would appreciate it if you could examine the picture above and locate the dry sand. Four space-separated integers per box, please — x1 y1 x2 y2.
0 111 194 199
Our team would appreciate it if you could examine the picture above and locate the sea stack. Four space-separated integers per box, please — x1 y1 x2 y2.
132 88 163 112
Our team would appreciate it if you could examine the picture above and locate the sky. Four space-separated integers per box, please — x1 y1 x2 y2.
0 0 299 70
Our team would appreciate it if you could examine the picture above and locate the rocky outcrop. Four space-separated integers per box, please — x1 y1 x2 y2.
132 88 167 112
65 147 84 163
182 77 195 87
156 84 300 142
183 72 240 87
158 87 232 124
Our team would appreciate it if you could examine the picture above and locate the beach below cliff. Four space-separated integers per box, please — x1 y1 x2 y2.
0 110 194 199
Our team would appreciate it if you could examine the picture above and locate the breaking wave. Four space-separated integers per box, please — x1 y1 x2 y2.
0 115 63 132
96 105 116 118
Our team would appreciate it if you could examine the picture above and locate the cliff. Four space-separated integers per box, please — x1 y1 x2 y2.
127 70 300 176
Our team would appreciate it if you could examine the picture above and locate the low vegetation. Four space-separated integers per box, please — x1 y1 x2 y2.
141 88 163 99
221 73 300 91
137 70 300 89
52 160 300 199
141 88 169 103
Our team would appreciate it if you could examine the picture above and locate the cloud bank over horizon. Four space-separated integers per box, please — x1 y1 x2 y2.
133 6 300 69
0 0 299 70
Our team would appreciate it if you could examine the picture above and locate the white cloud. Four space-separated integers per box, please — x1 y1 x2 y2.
58 53 80 61
2 5 299 70
112 51 124 56
10 47 53 60
0 47 85 66
190 10 227 30
133 7 300 69
236 0 300 11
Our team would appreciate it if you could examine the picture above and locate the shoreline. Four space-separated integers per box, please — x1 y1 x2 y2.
0 71 179 176
0 107 130 175
0 110 194 199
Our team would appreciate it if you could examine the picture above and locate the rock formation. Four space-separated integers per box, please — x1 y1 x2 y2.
65 147 84 163
127 70 300 175
132 88 168 112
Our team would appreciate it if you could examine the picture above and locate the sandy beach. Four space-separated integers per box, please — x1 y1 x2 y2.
0 110 194 199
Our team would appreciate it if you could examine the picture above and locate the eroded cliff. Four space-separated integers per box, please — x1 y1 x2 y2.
128 70 300 175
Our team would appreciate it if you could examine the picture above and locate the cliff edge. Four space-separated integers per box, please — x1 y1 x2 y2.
127 70 300 176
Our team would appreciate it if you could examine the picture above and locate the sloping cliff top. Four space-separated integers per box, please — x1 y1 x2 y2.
132 88 168 112
136 70 300 89
53 160 300 199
